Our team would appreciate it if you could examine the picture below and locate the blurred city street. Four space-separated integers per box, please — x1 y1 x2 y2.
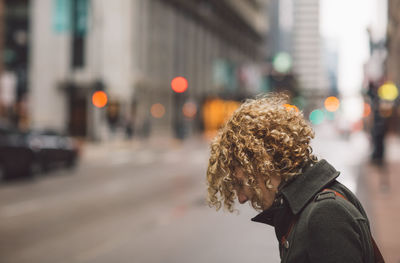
1 122 399 263
0 135 278 263
1 0 400 262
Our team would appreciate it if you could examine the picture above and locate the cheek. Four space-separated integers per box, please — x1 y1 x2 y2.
234 186 248 197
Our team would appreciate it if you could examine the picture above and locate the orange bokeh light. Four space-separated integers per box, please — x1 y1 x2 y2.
363 103 371 117
324 96 340 112
202 99 240 140
151 103 165 118
182 102 197 119
284 104 299 112
171 76 188 93
92 91 108 108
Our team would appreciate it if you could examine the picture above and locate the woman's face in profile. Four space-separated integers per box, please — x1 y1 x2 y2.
232 167 281 210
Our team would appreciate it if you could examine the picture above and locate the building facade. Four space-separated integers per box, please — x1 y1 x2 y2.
385 0 400 133
0 0 30 128
386 0 400 86
29 0 268 140
266 0 329 114
292 0 328 99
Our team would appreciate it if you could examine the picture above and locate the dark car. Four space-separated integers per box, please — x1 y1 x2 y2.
0 125 80 181
0 125 35 180
27 129 80 172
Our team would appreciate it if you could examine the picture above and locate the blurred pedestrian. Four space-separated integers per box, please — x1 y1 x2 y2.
124 117 134 140
367 81 389 166
140 116 151 139
206 93 384 263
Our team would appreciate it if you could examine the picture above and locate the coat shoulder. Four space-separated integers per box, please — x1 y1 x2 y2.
305 191 366 224
294 193 368 262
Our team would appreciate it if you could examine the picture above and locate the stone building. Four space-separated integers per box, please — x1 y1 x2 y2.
29 0 268 140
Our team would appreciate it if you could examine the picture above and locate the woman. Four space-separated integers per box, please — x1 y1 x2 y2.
206 93 384 263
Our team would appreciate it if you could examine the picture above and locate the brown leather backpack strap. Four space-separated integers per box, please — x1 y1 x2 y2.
321 188 346 199
281 217 296 247
323 189 385 263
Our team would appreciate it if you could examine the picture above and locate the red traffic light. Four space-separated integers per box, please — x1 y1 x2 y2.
171 76 188 93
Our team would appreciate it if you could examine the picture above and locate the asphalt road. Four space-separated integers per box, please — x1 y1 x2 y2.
0 138 279 263
0 124 371 263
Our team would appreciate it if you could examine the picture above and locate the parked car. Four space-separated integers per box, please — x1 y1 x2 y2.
0 124 35 180
27 129 80 172
0 125 80 180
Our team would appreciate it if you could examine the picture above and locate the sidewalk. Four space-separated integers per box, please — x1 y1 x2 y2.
80 134 209 162
364 135 400 263
313 124 400 262
78 128 400 261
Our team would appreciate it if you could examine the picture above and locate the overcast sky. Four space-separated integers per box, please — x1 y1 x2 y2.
320 0 376 96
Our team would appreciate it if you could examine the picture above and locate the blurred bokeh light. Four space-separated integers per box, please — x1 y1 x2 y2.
171 76 188 93
378 82 398 101
272 52 292 73
324 96 340 112
363 102 371 117
309 109 325 125
182 102 197 119
92 91 108 108
150 103 166 119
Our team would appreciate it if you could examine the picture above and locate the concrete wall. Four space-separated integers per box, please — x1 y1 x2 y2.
99 0 134 101
29 0 69 131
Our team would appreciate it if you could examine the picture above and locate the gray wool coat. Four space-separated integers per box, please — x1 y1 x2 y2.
252 160 375 263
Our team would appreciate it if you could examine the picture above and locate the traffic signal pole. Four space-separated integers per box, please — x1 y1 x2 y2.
171 76 188 140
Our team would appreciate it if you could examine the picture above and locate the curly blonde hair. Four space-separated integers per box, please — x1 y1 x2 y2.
206 93 317 212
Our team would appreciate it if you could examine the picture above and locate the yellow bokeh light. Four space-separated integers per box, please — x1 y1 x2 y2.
378 82 398 101
150 103 165 118
324 96 340 112
223 101 241 121
202 99 240 139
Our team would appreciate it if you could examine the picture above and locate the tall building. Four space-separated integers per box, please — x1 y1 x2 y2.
266 0 329 112
267 0 293 57
292 0 328 98
29 0 268 140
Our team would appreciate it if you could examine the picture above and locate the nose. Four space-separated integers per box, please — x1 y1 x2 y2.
238 193 248 204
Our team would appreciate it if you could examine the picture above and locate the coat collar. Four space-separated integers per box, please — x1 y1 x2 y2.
251 159 340 224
